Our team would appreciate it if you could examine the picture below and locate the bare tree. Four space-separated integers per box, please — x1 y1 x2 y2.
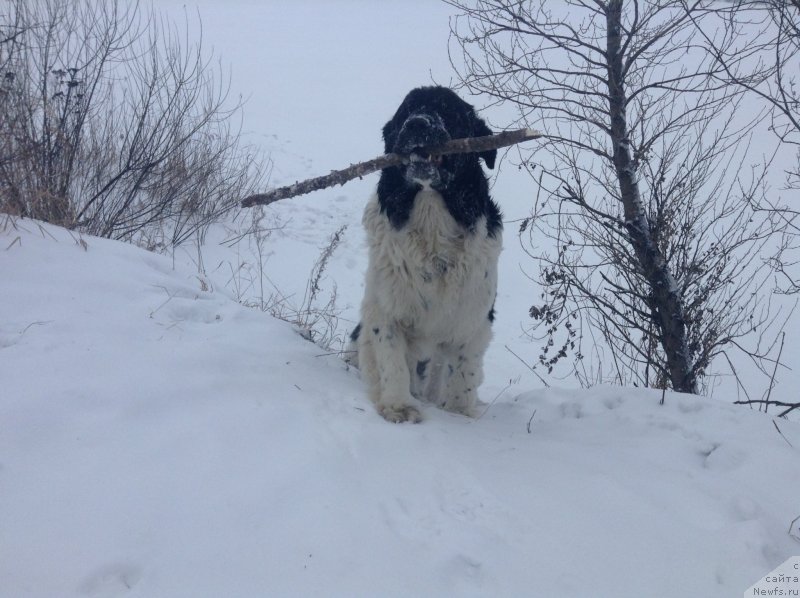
0 0 268 246
695 1 800 180
693 1 800 294
0 5 27 176
447 0 788 394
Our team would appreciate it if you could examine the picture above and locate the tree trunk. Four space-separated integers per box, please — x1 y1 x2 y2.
605 0 697 393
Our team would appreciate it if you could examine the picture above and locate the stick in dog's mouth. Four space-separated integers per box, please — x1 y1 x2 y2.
407 149 443 166
240 128 542 208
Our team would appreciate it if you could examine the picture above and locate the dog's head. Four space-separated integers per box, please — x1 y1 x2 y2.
382 86 495 190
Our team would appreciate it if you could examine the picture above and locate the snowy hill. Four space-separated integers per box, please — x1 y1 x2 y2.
2 217 799 598
3 2 800 596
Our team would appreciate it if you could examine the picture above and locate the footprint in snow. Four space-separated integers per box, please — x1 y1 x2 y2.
602 395 625 410
0 331 17 348
701 442 746 472
677 400 704 414
559 402 583 419
78 563 141 597
442 553 485 588
730 495 762 521
165 302 223 325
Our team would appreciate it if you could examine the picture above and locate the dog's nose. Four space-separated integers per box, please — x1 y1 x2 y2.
394 112 450 154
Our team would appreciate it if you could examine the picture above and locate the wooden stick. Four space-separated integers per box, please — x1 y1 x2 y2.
241 128 542 207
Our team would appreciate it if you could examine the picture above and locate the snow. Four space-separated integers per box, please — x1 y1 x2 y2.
2 2 800 596
1 219 799 597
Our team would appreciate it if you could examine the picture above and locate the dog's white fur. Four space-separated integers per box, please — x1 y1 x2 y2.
353 186 502 422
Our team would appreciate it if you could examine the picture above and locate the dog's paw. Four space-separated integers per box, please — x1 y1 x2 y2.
441 402 475 417
378 402 423 424
442 404 474 417
441 391 477 417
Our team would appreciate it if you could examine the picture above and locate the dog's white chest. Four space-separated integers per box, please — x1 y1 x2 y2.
362 189 501 343
407 189 467 277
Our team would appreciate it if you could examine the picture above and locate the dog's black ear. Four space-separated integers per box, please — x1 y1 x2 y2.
481 146 497 170
382 99 412 154
471 114 496 170
382 117 399 155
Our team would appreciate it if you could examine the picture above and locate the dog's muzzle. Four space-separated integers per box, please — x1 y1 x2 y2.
394 112 450 186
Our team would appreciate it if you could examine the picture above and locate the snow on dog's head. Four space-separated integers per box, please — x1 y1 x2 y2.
377 86 500 235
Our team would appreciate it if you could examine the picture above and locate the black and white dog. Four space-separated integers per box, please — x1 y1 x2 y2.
349 86 502 423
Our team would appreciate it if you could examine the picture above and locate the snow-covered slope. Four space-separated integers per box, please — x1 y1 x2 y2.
2 218 798 598
2 3 799 595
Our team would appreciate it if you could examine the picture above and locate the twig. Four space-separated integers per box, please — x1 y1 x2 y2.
527 409 537 434
148 285 176 318
36 222 58 241
241 128 542 207
477 379 513 420
779 403 800 418
722 350 753 404
772 420 794 448
20 320 52 336
505 344 550 387
734 398 800 418
0 213 20 232
10 321 53 344
315 349 356 359
761 331 785 412
789 514 800 543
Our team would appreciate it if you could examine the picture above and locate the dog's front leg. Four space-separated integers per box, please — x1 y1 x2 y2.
442 325 492 416
359 320 422 423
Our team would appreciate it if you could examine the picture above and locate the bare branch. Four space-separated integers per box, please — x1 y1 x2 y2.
734 398 800 418
241 128 542 207
0 0 268 246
